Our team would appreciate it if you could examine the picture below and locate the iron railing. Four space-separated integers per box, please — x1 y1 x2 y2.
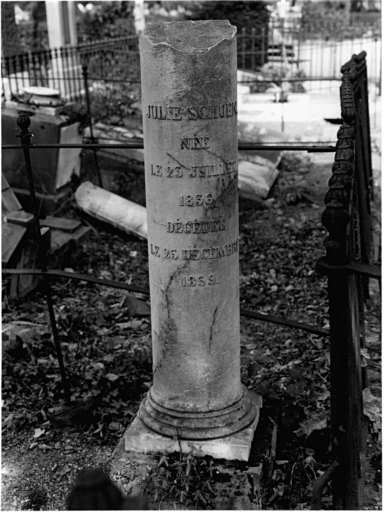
316 51 380 509
1 51 381 509
2 110 335 400
2 26 381 103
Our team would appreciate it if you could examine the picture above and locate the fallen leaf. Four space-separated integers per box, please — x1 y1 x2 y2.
363 388 382 432
105 373 120 381
33 428 45 439
39 444 52 451
295 418 327 437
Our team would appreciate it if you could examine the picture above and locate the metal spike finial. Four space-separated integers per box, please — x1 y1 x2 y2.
17 111 31 132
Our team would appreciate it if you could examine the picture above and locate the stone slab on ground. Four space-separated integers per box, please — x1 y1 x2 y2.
12 185 73 218
83 123 144 163
111 402 273 510
75 181 148 240
2 174 23 215
124 392 261 462
238 160 279 199
84 120 283 201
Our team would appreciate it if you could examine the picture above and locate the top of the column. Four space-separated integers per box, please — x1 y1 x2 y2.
142 20 236 54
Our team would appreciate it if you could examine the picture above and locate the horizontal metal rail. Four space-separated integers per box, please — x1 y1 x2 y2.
82 77 343 84
316 257 381 279
2 268 329 338
2 268 150 294
239 308 329 337
2 142 337 152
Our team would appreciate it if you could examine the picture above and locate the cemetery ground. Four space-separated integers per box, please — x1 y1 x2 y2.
2 151 381 510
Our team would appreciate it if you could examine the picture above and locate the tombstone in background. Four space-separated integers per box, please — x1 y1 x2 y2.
133 0 145 33
46 1 77 48
45 1 80 100
123 20 261 461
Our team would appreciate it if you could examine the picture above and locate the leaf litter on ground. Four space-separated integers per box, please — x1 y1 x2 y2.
1 152 381 510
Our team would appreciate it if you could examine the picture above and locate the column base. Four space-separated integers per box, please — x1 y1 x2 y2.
139 385 259 439
124 392 262 461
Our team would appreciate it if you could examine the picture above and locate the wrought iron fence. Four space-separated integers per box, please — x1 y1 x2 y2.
2 26 381 104
2 111 334 394
1 36 140 103
316 51 379 509
1 50 381 510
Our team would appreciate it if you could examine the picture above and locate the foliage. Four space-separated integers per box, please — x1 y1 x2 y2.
1 2 23 57
186 1 270 70
14 1 48 53
144 452 216 509
300 0 376 39
78 1 136 43
251 63 307 95
88 81 141 124
1 151 381 509
2 234 152 445
187 1 270 29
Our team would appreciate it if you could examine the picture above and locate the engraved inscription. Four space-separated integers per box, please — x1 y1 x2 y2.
189 160 237 178
163 247 178 259
148 239 239 260
167 219 225 234
166 166 183 178
181 137 210 150
179 194 214 207
182 274 219 287
181 240 239 260
150 244 161 257
151 160 237 178
146 102 237 120
151 164 163 176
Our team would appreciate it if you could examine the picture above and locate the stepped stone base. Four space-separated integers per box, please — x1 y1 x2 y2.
124 393 262 462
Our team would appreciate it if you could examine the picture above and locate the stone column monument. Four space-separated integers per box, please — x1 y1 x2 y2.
124 20 261 461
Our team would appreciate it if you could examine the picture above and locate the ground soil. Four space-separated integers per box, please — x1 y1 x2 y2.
2 149 381 510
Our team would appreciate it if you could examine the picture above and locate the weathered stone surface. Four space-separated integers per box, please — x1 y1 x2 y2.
75 181 147 239
125 393 261 461
125 19 260 446
238 160 279 199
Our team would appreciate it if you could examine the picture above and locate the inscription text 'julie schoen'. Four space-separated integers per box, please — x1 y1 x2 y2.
146 102 237 120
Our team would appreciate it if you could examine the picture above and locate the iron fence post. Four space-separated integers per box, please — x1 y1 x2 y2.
320 70 365 509
82 64 103 188
17 112 70 404
241 27 246 70
251 27 255 71
261 27 266 66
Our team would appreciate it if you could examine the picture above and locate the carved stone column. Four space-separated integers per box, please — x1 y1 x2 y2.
124 20 260 461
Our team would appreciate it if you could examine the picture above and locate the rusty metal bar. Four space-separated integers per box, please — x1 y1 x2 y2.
2 143 337 152
251 27 255 71
17 112 70 404
82 64 103 188
239 309 329 337
261 27 266 66
3 268 150 295
318 63 368 508
241 27 246 70
2 269 329 338
316 257 381 280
